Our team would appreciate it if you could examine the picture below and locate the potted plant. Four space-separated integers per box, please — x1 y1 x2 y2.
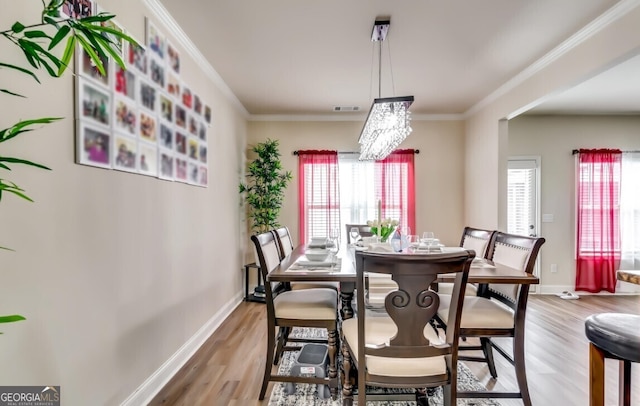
239 139 292 234
0 0 135 332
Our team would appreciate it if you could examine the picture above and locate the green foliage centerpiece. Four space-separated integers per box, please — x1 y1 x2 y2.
239 139 292 233
0 0 136 332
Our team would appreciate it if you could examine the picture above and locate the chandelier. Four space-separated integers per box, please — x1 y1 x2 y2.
359 20 414 161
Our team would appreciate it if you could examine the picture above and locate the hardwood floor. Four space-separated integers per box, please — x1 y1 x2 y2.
150 295 640 405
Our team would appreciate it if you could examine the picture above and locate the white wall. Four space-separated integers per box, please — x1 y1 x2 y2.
0 1 246 404
464 3 640 231
509 115 640 293
246 119 466 251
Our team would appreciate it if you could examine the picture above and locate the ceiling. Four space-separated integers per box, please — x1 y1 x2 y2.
156 0 630 118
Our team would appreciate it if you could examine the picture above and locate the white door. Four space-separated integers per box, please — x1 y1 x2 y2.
508 157 541 288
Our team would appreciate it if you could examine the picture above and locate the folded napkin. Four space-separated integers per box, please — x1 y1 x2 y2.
367 243 394 253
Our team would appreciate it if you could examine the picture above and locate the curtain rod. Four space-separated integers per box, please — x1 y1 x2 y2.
292 149 420 156
572 149 640 155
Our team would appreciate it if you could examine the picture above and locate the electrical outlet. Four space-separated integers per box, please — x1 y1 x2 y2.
550 264 558 273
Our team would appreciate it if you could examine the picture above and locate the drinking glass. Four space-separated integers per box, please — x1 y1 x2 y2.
422 231 435 243
329 227 340 252
349 227 360 244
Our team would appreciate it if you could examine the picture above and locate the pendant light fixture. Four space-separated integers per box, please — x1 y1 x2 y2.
358 19 414 161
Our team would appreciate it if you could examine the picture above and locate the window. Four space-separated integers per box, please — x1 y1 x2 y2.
620 152 640 270
298 150 415 244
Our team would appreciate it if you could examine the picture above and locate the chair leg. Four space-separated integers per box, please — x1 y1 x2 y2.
259 324 276 400
328 328 338 400
589 343 605 406
513 332 532 406
480 337 498 378
273 326 290 365
341 344 354 406
619 359 631 406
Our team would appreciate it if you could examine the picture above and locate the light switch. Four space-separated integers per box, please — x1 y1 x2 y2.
542 214 554 223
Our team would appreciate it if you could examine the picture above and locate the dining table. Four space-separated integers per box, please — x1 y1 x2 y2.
267 243 539 319
267 242 540 402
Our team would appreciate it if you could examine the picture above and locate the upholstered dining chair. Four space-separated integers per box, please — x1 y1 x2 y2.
341 249 474 406
271 227 338 365
435 231 545 406
251 231 340 400
435 227 496 296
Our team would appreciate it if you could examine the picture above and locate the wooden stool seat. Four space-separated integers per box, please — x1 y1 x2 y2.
585 313 640 406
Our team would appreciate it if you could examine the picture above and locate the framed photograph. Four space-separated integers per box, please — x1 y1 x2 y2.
79 46 109 87
139 78 157 112
199 166 208 187
175 157 188 182
146 18 166 59
96 6 125 57
114 65 136 100
149 55 165 89
167 72 180 97
128 42 147 75
175 104 186 128
159 93 173 122
139 111 157 142
204 105 212 123
77 122 110 168
113 134 137 172
188 161 199 184
188 138 199 160
187 113 198 136
194 95 202 115
199 144 207 164
63 0 94 19
114 97 137 136
159 149 174 180
175 131 187 155
198 121 206 141
138 143 158 177
159 122 173 149
182 85 193 109
78 78 110 127
167 41 180 74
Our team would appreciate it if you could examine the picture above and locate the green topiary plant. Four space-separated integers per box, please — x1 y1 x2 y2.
239 139 292 234
0 0 136 332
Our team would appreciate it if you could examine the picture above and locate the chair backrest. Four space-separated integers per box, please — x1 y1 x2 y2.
354 249 474 361
273 226 294 260
251 231 285 310
485 231 546 308
459 226 495 259
345 224 374 244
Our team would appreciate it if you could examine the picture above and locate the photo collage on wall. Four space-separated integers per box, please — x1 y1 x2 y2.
75 11 211 187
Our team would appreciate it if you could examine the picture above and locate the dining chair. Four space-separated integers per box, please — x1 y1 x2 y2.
345 223 374 244
434 227 496 296
251 231 340 400
271 227 338 365
435 231 545 406
341 249 474 406
345 223 398 308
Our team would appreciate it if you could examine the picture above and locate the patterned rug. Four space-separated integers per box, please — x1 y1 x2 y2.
268 328 501 406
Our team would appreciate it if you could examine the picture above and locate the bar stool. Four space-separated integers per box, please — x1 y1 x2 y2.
584 313 640 406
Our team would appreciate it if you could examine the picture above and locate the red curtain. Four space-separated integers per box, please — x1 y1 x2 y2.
297 150 340 244
576 149 621 293
375 149 416 235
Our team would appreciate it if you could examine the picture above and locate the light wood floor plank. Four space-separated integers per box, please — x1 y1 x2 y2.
150 295 640 405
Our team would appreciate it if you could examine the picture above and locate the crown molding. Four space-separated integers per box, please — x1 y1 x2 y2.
142 0 249 118
248 113 463 122
464 0 640 119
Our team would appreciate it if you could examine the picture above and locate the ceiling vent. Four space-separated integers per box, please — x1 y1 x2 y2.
333 106 360 112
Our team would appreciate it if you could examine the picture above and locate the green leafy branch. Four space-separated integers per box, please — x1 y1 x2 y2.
239 139 292 233
0 0 137 331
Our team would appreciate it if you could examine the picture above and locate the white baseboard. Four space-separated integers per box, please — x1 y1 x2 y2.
537 285 640 295
121 292 244 406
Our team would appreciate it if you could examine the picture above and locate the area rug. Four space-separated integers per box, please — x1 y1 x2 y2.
268 328 501 406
